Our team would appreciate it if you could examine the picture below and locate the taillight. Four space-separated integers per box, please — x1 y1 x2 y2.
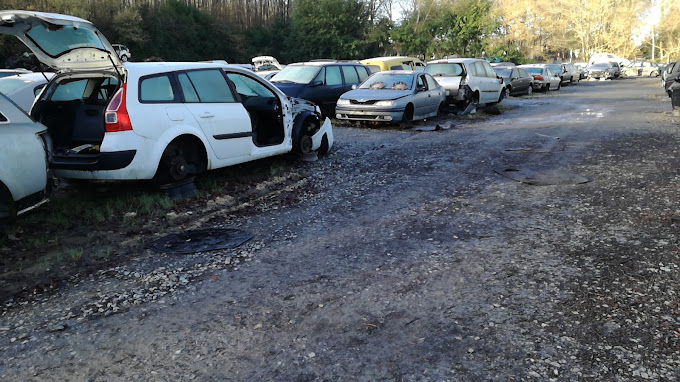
534 75 544 81
105 84 132 132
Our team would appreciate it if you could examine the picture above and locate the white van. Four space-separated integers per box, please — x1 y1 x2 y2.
0 11 333 184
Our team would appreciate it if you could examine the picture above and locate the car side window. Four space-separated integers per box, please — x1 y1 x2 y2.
226 72 277 99
342 66 359 84
185 69 235 103
414 62 425 72
390 65 403 70
140 74 176 103
313 67 326 83
326 66 342 85
177 73 200 103
357 66 369 82
519 69 529 78
511 69 519 78
468 63 478 76
482 62 497 78
425 74 438 90
0 112 6 123
416 75 428 90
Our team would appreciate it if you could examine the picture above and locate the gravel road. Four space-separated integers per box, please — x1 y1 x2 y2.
1 77 679 381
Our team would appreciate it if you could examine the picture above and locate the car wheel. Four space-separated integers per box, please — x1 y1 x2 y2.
436 102 445 117
317 134 330 156
0 186 15 233
121 55 128 62
402 104 414 124
544 84 550 92
294 118 317 155
556 82 561 90
526 85 533 96
156 139 205 184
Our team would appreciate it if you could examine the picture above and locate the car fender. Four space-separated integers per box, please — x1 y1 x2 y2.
0 129 48 201
312 117 334 152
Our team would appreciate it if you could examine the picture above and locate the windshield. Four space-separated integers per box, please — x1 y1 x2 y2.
424 63 463 76
524 67 542 75
494 68 512 77
359 73 413 90
589 64 608 69
26 24 107 58
270 66 320 84
0 78 32 94
547 65 561 73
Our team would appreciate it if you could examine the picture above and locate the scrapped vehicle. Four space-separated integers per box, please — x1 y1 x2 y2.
335 71 444 123
252 56 283 80
546 63 580 84
663 61 680 96
112 44 131 62
670 78 680 115
586 63 614 80
490 62 516 68
518 64 561 92
589 52 628 66
270 61 371 115
0 92 53 229
0 72 54 112
608 62 622 78
494 66 534 96
359 56 425 72
573 62 588 79
661 61 676 89
0 10 333 183
425 58 504 108
622 61 660 77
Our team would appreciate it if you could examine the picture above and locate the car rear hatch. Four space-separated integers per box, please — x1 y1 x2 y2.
0 11 122 74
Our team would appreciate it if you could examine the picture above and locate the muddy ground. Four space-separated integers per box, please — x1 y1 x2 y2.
1 77 679 381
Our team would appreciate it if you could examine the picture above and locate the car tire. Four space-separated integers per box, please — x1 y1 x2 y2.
156 139 206 184
121 55 128 62
317 134 330 156
402 104 414 124
544 84 550 92
0 186 15 233
436 101 445 117
556 82 561 90
526 85 533 96
503 87 511 98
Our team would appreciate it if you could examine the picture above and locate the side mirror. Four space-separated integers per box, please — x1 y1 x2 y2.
417 85 426 92
351 84 357 90
310 80 323 87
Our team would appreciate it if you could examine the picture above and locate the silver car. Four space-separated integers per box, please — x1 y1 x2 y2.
335 71 445 123
0 92 53 229
518 64 562 92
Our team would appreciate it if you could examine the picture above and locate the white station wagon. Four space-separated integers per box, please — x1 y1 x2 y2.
0 11 333 184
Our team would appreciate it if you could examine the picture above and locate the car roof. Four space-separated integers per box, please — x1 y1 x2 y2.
0 72 54 82
288 61 362 67
124 62 246 76
426 58 484 64
377 70 418 75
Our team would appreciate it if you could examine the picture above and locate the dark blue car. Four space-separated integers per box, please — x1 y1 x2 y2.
270 61 372 116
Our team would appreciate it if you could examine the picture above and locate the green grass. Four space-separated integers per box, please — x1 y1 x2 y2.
65 248 84 263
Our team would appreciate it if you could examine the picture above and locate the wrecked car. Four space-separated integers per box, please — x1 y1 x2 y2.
335 71 445 123
0 72 54 112
424 58 504 108
0 11 333 184
0 92 53 229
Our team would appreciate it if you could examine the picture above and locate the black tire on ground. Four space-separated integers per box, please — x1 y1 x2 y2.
544 84 550 92
526 85 533 96
557 82 561 90
0 186 15 233
156 139 206 185
317 134 330 156
402 104 414 124
437 102 445 117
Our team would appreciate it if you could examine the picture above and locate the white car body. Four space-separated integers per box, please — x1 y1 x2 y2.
0 72 54 112
0 10 333 183
0 92 52 223
425 58 504 106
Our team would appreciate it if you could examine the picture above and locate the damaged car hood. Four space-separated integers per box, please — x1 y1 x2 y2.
0 10 123 73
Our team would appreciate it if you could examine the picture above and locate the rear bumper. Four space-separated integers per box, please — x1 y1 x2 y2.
50 150 136 171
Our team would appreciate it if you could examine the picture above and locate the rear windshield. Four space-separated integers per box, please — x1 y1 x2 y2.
26 24 107 57
0 78 32 94
589 64 608 69
524 67 542 74
270 66 320 84
359 73 413 90
494 68 512 77
424 63 463 77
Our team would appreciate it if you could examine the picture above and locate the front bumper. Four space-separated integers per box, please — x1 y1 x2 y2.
335 106 404 122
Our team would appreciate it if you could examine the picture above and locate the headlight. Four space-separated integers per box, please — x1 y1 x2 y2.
336 99 350 106
375 100 394 107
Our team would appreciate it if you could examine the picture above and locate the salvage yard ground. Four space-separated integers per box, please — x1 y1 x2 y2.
1 77 679 381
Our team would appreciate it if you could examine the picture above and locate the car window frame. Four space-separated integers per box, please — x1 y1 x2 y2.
176 68 237 104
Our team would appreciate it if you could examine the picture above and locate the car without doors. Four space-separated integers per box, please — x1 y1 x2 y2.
0 10 333 184
424 58 504 108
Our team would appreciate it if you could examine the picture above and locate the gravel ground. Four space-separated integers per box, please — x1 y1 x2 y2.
1 77 679 381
